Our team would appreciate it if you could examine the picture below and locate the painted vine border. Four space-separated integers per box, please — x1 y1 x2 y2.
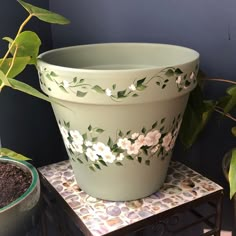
58 114 182 171
38 64 198 101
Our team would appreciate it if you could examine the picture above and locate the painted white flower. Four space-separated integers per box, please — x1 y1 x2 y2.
70 130 83 145
102 151 116 163
117 153 125 161
71 142 83 154
131 132 139 140
129 84 136 91
63 80 70 88
145 130 161 146
176 76 182 84
127 143 140 155
190 72 195 80
93 142 111 156
59 125 69 140
85 141 93 147
117 138 131 150
86 148 99 162
105 88 112 97
151 145 160 154
162 132 172 150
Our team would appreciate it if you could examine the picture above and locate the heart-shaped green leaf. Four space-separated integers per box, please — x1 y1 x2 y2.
0 56 31 78
12 31 41 65
0 148 31 161
18 0 70 25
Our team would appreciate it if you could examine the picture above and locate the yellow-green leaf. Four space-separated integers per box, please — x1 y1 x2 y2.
0 148 31 161
229 149 236 198
0 56 31 78
18 0 70 25
12 31 41 65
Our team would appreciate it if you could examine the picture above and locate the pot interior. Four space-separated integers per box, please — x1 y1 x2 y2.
39 43 199 70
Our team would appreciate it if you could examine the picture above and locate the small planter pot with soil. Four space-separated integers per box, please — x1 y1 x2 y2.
0 156 40 236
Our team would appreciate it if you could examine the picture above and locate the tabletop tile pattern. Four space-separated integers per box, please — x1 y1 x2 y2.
39 161 222 236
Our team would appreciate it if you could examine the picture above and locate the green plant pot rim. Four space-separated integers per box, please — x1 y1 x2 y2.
0 156 39 212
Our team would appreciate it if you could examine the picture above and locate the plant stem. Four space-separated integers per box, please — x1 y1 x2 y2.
5 47 18 78
0 14 32 67
214 106 236 122
204 78 236 85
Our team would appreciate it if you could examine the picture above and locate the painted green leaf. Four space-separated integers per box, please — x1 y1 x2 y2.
88 125 92 131
185 80 191 87
50 71 57 77
156 81 161 86
7 78 62 105
77 158 83 164
126 155 134 160
118 130 124 137
165 69 174 77
79 79 85 83
0 148 31 161
161 118 166 124
96 128 104 133
18 0 70 25
59 85 69 93
175 68 183 75
229 149 236 198
145 160 150 166
0 56 31 78
107 137 113 147
138 157 142 163
13 31 41 65
115 162 123 166
92 137 98 142
152 122 157 129
136 78 146 86
94 164 101 170
132 93 139 97
89 166 95 172
141 127 146 134
117 89 127 98
162 84 166 89
112 84 116 90
92 85 104 94
76 91 87 97
99 160 107 166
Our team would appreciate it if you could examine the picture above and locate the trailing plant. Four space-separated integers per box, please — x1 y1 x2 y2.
0 0 69 160
179 72 236 199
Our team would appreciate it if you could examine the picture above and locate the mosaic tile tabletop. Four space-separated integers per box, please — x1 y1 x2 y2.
38 161 223 236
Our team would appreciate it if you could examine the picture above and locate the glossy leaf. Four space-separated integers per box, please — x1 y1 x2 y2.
0 148 31 161
0 56 31 78
18 0 70 25
229 149 236 198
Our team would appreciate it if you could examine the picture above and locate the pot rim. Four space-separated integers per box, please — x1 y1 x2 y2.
0 156 39 213
37 42 200 73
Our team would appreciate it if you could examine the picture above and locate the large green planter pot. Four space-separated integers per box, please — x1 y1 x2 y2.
37 43 199 201
0 157 40 236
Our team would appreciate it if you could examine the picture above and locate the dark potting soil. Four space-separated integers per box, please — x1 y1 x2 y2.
0 162 32 208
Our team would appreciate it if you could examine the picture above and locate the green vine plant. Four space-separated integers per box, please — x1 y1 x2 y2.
0 0 70 160
179 71 236 199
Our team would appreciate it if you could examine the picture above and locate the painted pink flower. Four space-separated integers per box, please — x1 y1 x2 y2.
145 130 161 146
162 132 172 151
127 143 140 155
